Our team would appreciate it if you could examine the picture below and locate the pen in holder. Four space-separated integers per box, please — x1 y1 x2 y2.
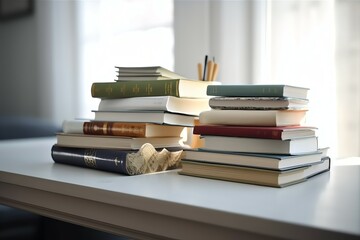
197 55 219 81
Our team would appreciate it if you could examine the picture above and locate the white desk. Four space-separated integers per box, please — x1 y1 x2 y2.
0 137 359 240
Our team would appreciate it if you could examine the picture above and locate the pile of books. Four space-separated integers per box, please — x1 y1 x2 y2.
179 84 331 187
51 66 218 175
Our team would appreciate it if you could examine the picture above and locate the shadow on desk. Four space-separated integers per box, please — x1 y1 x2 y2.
0 117 127 240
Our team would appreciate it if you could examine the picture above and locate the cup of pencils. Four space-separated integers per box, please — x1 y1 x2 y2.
197 55 219 81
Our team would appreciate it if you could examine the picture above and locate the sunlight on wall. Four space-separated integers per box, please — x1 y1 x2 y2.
262 1 337 156
76 0 174 119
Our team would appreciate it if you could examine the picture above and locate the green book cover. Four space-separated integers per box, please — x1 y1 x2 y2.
207 84 309 99
91 79 181 99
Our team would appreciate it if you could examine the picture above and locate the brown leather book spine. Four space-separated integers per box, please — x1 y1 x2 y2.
83 122 147 137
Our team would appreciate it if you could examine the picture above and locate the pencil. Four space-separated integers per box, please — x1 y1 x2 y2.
197 63 203 80
202 55 208 81
212 63 219 81
206 60 214 81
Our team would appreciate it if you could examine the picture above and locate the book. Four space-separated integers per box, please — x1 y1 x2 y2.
115 66 186 79
179 157 331 188
209 97 308 110
56 133 185 150
91 79 219 99
62 120 186 138
200 136 318 155
93 111 196 126
183 149 323 170
116 75 178 81
51 143 184 175
199 109 307 126
193 125 317 140
97 96 211 116
207 84 309 99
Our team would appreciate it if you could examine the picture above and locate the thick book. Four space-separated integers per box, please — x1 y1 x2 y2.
199 109 307 126
93 110 196 127
207 84 309 99
62 120 185 138
51 144 184 175
56 133 185 150
98 96 211 116
209 97 309 110
179 157 330 188
201 136 318 155
183 149 324 170
91 79 219 99
193 125 317 140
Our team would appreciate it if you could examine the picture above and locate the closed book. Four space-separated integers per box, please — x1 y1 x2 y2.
209 97 308 110
179 157 330 188
51 144 183 175
201 136 318 155
183 149 324 170
62 120 185 138
199 110 307 126
116 76 176 81
193 125 317 140
207 84 309 99
56 133 185 150
93 111 196 127
91 79 219 99
98 96 210 116
115 66 186 79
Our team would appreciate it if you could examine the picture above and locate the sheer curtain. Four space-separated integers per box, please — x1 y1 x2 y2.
175 0 359 158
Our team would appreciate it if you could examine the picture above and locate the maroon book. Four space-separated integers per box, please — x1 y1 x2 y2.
193 125 317 140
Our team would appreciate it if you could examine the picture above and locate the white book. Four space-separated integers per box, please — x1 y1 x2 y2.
93 111 196 127
199 109 307 126
56 133 185 150
201 136 318 155
98 96 210 116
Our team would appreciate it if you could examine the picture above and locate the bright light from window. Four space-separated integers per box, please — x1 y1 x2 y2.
77 0 174 119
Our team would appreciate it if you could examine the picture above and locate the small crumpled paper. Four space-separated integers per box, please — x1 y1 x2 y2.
126 143 184 175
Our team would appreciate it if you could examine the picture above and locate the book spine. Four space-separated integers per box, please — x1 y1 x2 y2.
193 126 282 139
83 122 147 137
63 121 148 137
207 85 284 97
91 80 180 98
51 145 133 175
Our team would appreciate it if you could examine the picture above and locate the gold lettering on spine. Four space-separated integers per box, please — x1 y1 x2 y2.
84 149 97 168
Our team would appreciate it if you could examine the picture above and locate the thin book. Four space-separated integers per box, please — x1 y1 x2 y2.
193 125 317 140
97 96 211 116
56 133 185 150
209 97 308 110
93 110 196 127
200 136 318 155
207 84 309 99
199 109 307 126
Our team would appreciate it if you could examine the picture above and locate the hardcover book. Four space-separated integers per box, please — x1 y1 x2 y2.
51 143 184 175
91 79 219 99
179 157 330 188
200 136 318 155
115 66 186 79
97 96 211 116
208 97 308 110
207 84 309 99
199 109 307 126
62 120 186 138
93 110 197 127
56 133 185 150
193 125 317 140
183 149 324 170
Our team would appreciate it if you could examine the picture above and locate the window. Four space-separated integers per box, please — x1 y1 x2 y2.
77 0 174 119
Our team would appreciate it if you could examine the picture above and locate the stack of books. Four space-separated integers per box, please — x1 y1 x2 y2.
179 84 331 187
51 66 218 175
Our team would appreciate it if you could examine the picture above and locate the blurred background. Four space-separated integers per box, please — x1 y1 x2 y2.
0 0 359 158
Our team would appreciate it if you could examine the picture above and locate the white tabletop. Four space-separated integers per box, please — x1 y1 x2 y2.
0 137 359 240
